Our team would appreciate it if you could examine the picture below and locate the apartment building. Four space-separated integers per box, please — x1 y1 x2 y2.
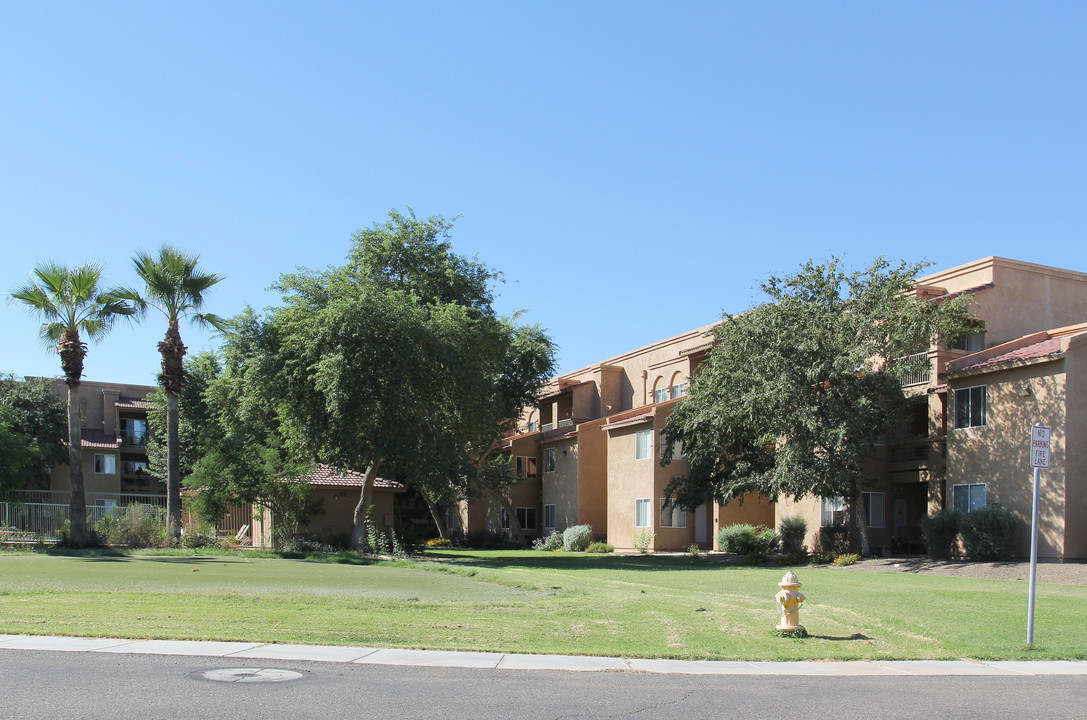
43 379 161 501
470 257 1087 559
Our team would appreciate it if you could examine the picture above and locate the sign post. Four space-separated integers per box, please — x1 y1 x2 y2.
1027 422 1050 646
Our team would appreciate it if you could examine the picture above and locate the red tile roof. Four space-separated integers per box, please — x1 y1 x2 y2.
952 338 1063 373
301 464 404 490
115 398 153 410
81 429 118 449
601 411 654 431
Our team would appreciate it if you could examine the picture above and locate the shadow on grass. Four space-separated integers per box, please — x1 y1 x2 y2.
807 633 872 642
425 551 778 573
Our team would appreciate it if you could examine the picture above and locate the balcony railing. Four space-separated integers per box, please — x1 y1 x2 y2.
557 418 574 428
540 422 554 432
895 352 931 387
120 432 149 448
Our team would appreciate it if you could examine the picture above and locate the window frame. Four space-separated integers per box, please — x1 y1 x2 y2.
635 498 651 528
543 447 556 473
500 507 510 531
820 496 846 527
952 483 987 513
862 491 885 528
94 453 117 475
635 428 652 460
671 382 686 399
516 507 537 531
659 498 686 528
653 387 669 403
954 385 987 429
543 504 556 530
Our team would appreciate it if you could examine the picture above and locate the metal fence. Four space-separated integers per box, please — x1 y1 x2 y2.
0 490 251 544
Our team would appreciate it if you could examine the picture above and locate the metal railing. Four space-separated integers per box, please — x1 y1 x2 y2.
119 433 149 448
895 352 931 386
557 418 574 428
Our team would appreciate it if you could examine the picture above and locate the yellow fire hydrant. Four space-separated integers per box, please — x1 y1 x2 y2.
775 570 806 632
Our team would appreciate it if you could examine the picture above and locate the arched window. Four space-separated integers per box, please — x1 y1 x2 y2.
669 371 687 399
652 376 668 404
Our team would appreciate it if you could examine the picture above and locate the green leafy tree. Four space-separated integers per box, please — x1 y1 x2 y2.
132 246 226 540
9 261 138 547
182 309 319 546
265 209 520 548
0 376 67 495
662 258 976 555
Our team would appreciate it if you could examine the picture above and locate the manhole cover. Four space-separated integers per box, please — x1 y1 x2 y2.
200 668 306 683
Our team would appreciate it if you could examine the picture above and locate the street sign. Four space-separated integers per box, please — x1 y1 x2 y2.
1030 425 1051 468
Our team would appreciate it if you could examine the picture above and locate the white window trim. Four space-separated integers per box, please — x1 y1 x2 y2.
952 483 987 513
544 447 556 473
954 385 987 429
516 507 537 531
820 496 846 528
500 507 510 530
543 504 556 530
659 498 685 528
94 453 117 474
635 429 652 461
635 498 651 528
863 491 885 528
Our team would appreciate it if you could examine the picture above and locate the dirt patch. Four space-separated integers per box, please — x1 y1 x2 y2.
839 557 1087 585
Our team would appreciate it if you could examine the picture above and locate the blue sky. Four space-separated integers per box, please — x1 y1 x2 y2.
3 2 1086 386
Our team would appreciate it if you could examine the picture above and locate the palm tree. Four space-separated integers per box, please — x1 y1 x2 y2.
9 262 138 547
133 246 225 540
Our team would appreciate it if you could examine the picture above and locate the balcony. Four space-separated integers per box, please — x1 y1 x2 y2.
894 352 931 387
557 418 574 428
119 432 149 449
540 422 554 432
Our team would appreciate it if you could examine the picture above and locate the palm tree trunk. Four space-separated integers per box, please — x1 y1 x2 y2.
159 321 187 542
165 389 182 539
351 457 383 550
66 381 88 548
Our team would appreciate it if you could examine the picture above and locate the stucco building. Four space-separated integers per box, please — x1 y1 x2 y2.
469 257 1087 560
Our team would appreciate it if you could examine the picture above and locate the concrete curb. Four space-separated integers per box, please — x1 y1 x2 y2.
0 635 1084 676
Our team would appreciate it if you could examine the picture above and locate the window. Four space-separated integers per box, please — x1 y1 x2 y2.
635 428 652 460
544 447 556 473
120 418 148 446
94 454 117 474
528 419 538 433
953 483 987 513
122 460 149 476
951 332 985 352
659 499 686 528
821 496 845 527
635 498 651 527
671 383 686 399
954 386 987 429
500 508 510 530
661 430 684 459
653 387 669 403
517 507 537 530
544 504 556 530
516 456 537 478
863 492 885 528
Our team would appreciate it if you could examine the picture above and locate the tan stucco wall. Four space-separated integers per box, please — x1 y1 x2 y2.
605 422 656 550
575 420 609 536
1063 337 1087 559
948 360 1067 559
541 435 579 533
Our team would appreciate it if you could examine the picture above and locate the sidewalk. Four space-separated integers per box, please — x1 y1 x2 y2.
1 634 1084 676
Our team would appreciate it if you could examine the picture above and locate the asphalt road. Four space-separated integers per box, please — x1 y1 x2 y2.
3 650 1085 720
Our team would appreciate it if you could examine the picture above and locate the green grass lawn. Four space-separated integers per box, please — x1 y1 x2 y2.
1 548 1084 661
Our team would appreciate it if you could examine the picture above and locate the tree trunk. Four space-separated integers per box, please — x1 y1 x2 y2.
485 487 525 546
165 389 182 540
158 320 187 542
66 381 87 548
853 494 871 557
421 488 449 539
350 458 382 550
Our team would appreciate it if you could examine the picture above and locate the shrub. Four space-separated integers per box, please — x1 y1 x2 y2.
532 531 564 551
809 552 834 565
918 509 962 560
181 523 219 549
425 537 451 548
778 516 807 555
817 526 850 555
687 544 702 558
777 549 809 566
632 528 655 554
960 505 1017 561
585 541 614 553
717 523 777 555
833 553 861 566
94 504 168 548
563 524 593 552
